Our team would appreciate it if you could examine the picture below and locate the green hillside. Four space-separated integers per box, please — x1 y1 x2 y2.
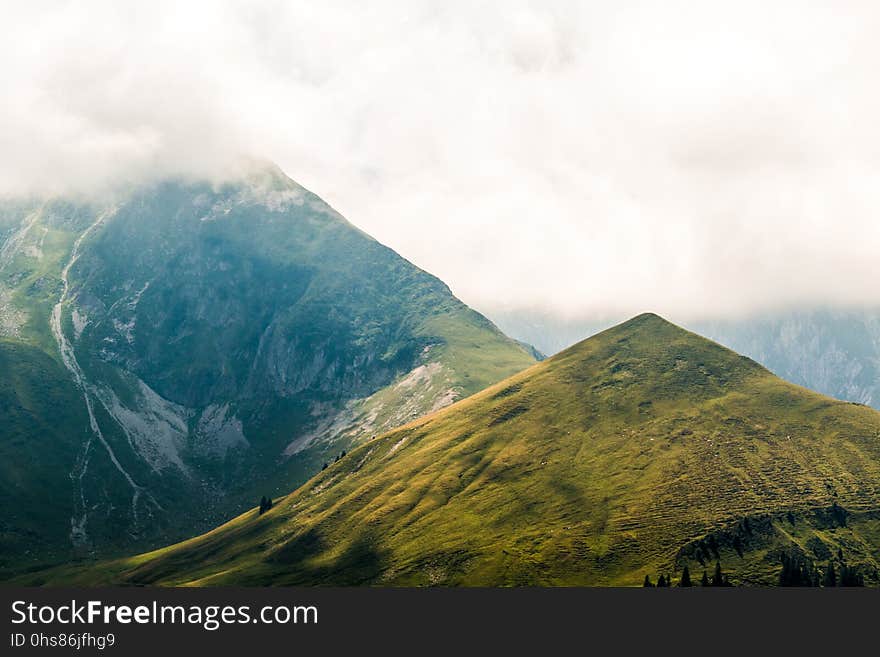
32 313 880 586
0 341 88 564
0 165 535 573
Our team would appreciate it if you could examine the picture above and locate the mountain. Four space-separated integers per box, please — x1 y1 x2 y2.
0 165 535 573
691 310 880 410
39 313 880 586
490 308 880 411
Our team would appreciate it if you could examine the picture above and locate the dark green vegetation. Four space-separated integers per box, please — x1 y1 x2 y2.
31 314 880 586
0 341 89 563
0 165 535 575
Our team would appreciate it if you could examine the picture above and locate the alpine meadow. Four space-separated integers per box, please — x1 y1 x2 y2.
3 2 880 592
17 314 880 587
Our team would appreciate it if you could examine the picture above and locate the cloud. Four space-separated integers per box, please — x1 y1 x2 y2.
2 1 879 319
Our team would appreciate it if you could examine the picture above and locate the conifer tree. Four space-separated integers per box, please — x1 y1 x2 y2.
779 554 820 586
712 561 723 587
643 575 653 587
840 564 865 587
822 562 837 588
700 570 709 587
679 565 692 587
779 554 796 586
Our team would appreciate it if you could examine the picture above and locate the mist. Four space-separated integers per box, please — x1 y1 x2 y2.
2 1 879 320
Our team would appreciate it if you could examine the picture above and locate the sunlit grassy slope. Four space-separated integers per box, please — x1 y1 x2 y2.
31 313 880 586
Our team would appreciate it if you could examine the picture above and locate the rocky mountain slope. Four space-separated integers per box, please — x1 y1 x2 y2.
0 165 535 573
44 314 880 586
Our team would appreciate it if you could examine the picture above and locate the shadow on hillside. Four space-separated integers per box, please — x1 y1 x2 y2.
268 529 388 585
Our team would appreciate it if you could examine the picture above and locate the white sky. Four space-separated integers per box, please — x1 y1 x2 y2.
2 1 880 320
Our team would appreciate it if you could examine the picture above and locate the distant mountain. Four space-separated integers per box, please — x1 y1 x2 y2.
489 309 614 358
0 165 535 572
491 308 880 410
44 314 880 586
691 310 880 410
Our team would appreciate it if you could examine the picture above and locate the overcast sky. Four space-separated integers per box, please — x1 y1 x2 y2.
2 1 880 320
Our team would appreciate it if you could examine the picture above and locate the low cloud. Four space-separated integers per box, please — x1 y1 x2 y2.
2 1 879 319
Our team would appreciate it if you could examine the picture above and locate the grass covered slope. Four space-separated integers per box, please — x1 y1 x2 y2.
38 313 880 586
0 341 90 572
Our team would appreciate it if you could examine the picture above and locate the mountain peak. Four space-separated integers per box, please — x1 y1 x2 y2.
602 312 684 338
564 312 752 359
542 312 767 407
560 311 726 358
613 311 688 333
630 311 667 323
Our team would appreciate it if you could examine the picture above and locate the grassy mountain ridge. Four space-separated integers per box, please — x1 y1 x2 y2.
491 307 880 411
33 313 880 586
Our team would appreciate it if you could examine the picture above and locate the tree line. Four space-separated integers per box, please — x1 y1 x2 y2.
643 554 867 587
643 561 732 587
778 553 864 587
321 450 347 472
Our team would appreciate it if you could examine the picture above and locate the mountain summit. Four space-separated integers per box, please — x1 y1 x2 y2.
46 313 880 586
0 165 535 571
